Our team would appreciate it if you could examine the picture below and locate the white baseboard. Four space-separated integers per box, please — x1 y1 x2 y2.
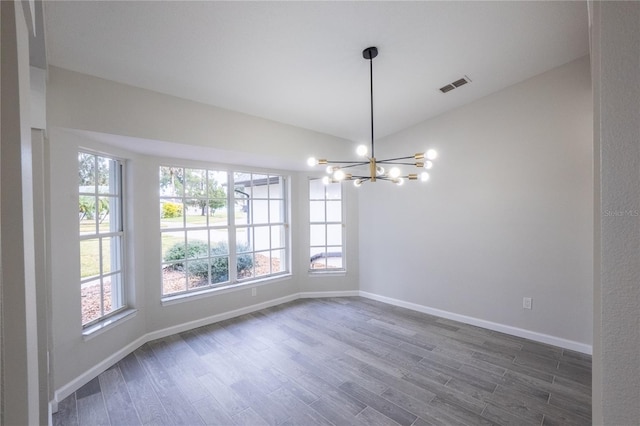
359 291 592 355
299 290 359 298
51 290 357 410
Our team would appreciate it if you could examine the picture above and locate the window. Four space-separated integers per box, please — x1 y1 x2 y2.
309 178 344 270
79 152 125 326
160 166 289 297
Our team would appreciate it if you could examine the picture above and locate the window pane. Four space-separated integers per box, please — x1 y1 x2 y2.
79 196 97 235
310 224 326 246
270 225 285 249
163 264 186 295
162 231 185 261
186 230 208 256
160 199 184 228
186 258 209 289
210 255 229 284
234 197 249 224
269 199 284 223
80 238 100 279
236 227 252 252
326 248 343 269
254 226 270 251
79 153 96 189
327 224 342 246
97 156 113 194
209 229 229 248
81 277 102 325
252 174 269 196
184 168 206 198
101 237 122 274
269 176 283 198
237 252 254 279
325 182 341 199
309 179 325 199
208 170 228 193
160 166 183 197
255 251 270 277
233 172 252 198
185 199 208 228
98 196 119 233
251 199 269 224
310 248 326 269
103 273 124 315
271 249 285 273
310 200 325 222
326 201 341 222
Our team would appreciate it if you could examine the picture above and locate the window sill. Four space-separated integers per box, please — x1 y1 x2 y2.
308 269 347 277
82 308 138 341
161 273 292 306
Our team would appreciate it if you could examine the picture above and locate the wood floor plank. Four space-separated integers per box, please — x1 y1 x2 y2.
98 367 140 426
339 381 418 426
53 391 78 426
76 393 110 426
53 297 591 426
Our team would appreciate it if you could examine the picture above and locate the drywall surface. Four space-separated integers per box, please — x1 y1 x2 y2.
359 56 593 348
47 66 352 171
591 2 640 424
46 68 359 395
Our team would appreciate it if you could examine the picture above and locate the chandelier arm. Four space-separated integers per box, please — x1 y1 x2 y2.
377 155 416 162
337 162 371 169
376 161 419 166
323 160 369 165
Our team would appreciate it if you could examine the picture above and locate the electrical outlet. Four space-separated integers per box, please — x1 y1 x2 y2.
523 297 532 310
251 287 257 297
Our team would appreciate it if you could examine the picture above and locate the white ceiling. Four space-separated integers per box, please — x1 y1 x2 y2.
45 1 589 142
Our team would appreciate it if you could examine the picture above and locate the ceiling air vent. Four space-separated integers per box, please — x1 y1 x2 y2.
439 76 471 93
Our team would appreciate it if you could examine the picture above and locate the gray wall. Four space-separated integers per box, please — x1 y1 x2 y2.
591 2 640 424
359 56 593 350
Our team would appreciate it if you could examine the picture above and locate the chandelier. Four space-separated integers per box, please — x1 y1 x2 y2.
307 46 437 187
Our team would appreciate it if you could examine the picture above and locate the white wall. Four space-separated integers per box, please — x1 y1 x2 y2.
359 56 593 351
47 68 359 401
591 2 640 424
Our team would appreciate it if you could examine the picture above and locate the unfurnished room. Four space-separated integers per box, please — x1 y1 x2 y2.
1 1 639 425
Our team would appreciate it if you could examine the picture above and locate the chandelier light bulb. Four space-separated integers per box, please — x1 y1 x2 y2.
356 145 368 157
354 179 363 187
389 167 401 179
426 149 438 160
424 160 433 170
420 172 430 182
321 176 331 185
333 169 346 181
307 157 319 167
376 166 385 177
395 178 405 186
326 165 336 174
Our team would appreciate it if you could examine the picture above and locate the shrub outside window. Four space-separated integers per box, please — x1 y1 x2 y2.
79 152 126 326
160 166 289 297
309 178 344 271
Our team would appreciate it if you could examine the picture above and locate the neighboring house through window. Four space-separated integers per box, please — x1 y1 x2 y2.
79 152 126 326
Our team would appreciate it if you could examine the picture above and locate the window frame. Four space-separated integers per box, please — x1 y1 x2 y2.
159 165 291 299
308 177 346 273
78 150 128 328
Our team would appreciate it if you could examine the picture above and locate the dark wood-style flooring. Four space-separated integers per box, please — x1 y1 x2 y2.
53 297 592 425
